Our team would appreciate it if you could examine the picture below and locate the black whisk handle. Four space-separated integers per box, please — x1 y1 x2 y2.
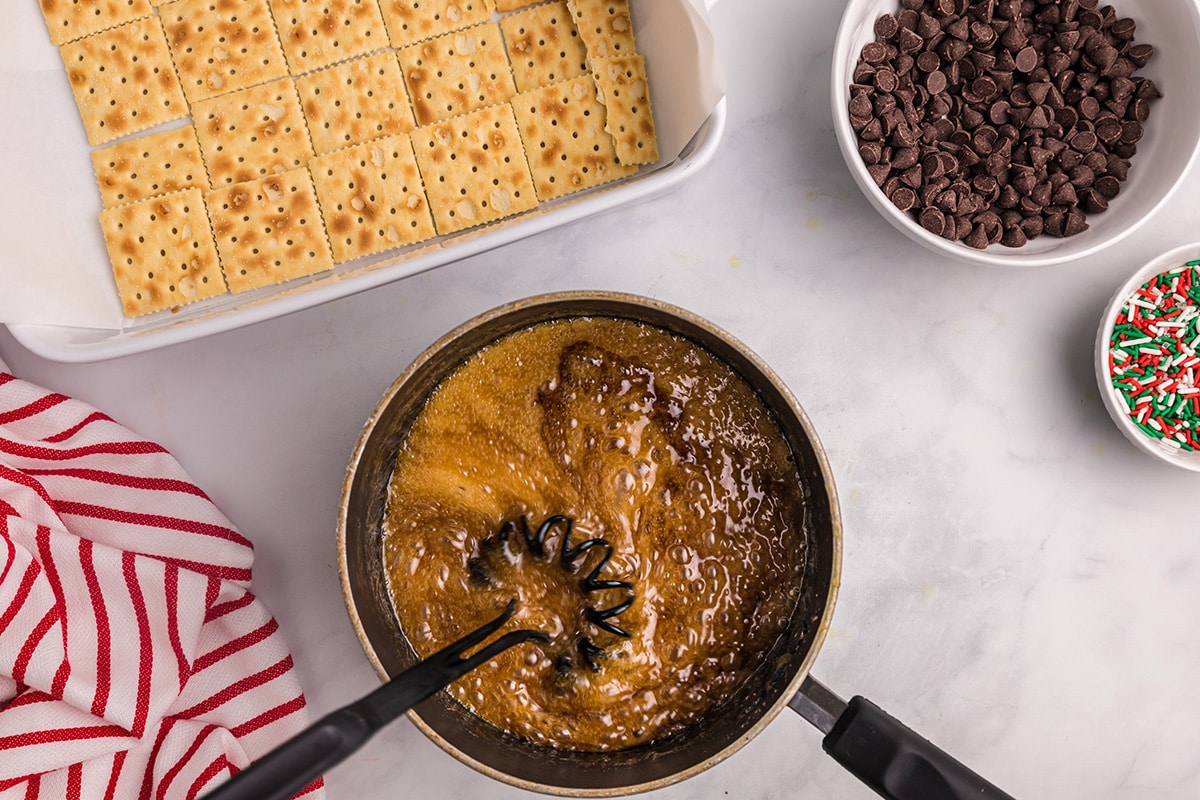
201 602 543 800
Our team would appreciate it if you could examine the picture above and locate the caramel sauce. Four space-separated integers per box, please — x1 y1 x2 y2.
383 317 806 751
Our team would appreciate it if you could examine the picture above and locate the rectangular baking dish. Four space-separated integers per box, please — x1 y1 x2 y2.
0 0 724 363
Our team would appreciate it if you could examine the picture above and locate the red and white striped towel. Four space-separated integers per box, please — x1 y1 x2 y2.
0 369 323 800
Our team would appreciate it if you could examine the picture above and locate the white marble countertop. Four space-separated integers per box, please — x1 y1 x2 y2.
3 1 1199 798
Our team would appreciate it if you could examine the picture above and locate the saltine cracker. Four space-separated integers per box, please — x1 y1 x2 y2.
398 23 516 126
566 0 635 61
60 17 189 146
92 125 210 208
500 1 587 93
39 0 153 46
297 52 415 155
192 77 315 185
269 0 388 74
99 187 227 316
412 103 537 235
513 75 634 202
310 134 436 263
378 0 490 49
162 0 290 104
206 168 335 291
591 54 657 165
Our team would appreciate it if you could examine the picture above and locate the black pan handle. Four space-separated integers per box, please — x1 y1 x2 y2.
790 676 1016 800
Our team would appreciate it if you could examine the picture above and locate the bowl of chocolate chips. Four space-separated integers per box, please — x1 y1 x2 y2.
832 0 1200 266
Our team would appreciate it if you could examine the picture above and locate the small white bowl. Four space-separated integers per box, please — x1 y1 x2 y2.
1096 242 1200 471
831 0 1200 267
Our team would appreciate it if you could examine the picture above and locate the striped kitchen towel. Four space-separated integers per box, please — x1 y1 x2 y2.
0 369 323 800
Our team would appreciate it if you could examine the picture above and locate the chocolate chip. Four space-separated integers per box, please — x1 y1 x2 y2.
859 142 883 166
874 68 899 94
1063 210 1089 236
1015 46 1039 73
971 76 998 102
1110 17 1136 40
969 20 997 47
874 12 900 39
1080 188 1108 214
1112 141 1138 159
920 206 947 235
860 117 884 141
1070 130 1099 153
898 27 924 54
893 146 920 170
890 186 918 211
1045 51 1071 77
916 51 941 73
1091 45 1119 73
1069 164 1096 188
1120 120 1144 144
917 12 941 39
1095 118 1123 144
1031 182 1052 207
921 152 946 179
1130 98 1150 123
1024 105 1051 129
1051 181 1078 206
964 223 989 249
1056 107 1079 131
862 42 890 64
1044 211 1066 237
954 216 973 240
1027 82 1051 105
1129 43 1154 68
849 92 872 120
1094 174 1122 199
926 70 948 95
1001 225 1027 248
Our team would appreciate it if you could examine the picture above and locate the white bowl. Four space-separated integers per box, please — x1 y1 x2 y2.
1095 242 1200 471
831 0 1200 267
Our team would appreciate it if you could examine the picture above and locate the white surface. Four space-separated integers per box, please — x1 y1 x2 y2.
2 1 1199 798
1095 242 1200 472
0 0 724 339
832 0 1200 266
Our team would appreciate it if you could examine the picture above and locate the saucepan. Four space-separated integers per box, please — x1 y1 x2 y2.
337 291 1014 799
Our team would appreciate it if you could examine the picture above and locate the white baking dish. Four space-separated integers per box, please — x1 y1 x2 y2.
0 0 724 362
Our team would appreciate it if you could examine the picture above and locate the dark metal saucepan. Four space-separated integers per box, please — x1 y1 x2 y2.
337 292 1014 799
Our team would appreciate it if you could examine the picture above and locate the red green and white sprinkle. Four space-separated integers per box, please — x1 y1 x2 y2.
1108 260 1200 452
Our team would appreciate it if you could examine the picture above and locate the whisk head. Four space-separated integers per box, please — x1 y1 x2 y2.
468 515 635 675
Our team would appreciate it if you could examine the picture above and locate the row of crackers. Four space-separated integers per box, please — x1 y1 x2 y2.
55 0 646 146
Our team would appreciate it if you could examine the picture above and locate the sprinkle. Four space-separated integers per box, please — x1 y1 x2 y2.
1108 262 1200 453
